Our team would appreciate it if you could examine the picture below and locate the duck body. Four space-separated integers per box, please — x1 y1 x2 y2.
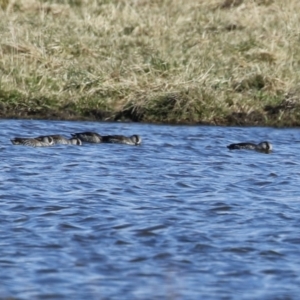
71 132 102 143
36 135 82 145
11 136 54 147
102 135 142 145
227 141 272 153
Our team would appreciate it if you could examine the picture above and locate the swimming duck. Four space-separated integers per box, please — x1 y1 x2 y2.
102 135 142 145
71 132 102 143
36 135 82 145
11 136 54 147
227 141 272 153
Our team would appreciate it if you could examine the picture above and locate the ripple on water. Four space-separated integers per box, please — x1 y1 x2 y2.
0 120 300 299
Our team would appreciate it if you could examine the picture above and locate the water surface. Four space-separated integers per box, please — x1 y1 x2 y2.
0 119 300 299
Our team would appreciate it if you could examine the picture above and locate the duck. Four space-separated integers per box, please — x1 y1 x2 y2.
227 141 272 153
71 132 102 143
11 136 54 147
35 135 82 145
101 135 142 145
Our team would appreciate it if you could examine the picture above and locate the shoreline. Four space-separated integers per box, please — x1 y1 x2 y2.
1 100 299 127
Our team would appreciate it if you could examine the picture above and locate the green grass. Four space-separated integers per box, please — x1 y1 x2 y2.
1 0 300 125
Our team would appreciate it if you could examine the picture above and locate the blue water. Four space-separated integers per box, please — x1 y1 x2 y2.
1 119 300 299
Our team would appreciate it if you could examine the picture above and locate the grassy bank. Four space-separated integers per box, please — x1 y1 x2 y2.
1 0 300 126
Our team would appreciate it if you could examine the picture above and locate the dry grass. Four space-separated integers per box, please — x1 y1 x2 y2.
1 0 300 125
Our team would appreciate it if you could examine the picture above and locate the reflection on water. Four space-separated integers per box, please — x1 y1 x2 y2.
0 119 300 299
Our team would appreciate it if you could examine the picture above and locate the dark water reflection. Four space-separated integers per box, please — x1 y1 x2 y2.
0 119 300 299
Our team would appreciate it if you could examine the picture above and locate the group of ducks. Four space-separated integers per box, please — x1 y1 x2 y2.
11 130 272 153
11 132 142 147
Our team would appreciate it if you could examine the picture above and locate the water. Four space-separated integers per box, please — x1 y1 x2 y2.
1 119 300 299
